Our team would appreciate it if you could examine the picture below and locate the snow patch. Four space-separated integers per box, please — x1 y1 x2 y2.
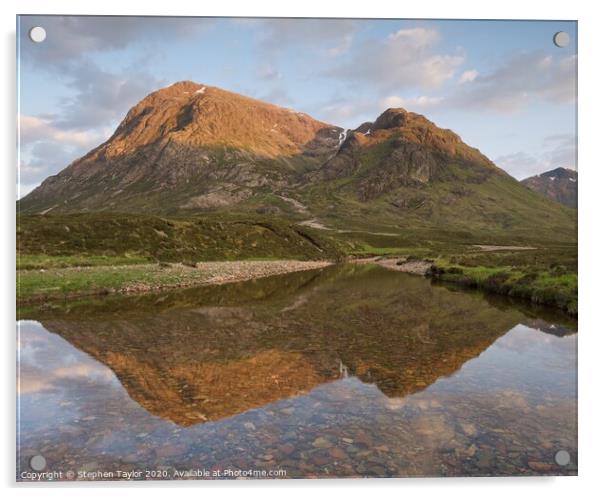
549 176 556 181
195 87 206 94
569 178 576 182
337 129 348 148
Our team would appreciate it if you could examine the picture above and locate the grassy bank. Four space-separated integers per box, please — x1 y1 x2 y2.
427 259 577 315
17 260 332 303
17 212 576 313
17 212 346 262
17 253 151 270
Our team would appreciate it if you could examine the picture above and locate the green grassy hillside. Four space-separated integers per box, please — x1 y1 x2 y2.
17 212 346 264
295 137 576 247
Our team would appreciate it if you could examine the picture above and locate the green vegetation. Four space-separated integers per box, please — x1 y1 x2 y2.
17 253 150 270
15 87 578 315
427 257 577 316
17 260 333 302
295 143 577 247
17 212 346 263
18 264 174 301
17 208 577 314
16 212 347 302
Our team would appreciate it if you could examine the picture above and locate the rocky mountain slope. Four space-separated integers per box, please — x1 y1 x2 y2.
521 167 577 208
18 81 576 245
300 109 575 242
20 81 343 213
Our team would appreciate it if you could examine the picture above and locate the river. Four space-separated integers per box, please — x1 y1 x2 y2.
17 263 577 479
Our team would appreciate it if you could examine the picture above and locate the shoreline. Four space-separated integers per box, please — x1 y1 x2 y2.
351 256 576 315
426 262 577 316
17 260 333 304
351 256 433 275
17 256 577 316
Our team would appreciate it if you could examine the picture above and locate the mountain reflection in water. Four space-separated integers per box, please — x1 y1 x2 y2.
17 264 577 478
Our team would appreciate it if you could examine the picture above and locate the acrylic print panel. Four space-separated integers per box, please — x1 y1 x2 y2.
16 16 577 481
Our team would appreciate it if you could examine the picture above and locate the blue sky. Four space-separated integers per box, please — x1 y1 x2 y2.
17 16 577 197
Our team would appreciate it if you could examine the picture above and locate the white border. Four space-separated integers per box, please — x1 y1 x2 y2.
2 1 601 494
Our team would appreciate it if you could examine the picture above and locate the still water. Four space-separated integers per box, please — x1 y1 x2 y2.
17 264 577 479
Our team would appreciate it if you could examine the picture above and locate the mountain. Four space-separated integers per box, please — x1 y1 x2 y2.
18 81 576 245
521 167 577 208
20 81 343 213
300 108 575 242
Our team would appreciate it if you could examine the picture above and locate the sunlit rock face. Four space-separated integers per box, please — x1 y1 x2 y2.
18 81 343 214
18 82 576 247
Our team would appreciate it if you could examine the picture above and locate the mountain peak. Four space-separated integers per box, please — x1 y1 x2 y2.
346 107 486 168
20 80 573 242
540 167 577 180
94 80 342 162
318 106 501 201
521 167 577 208
372 108 410 130
19 81 344 213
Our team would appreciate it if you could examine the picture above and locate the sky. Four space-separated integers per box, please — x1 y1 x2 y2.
17 16 577 198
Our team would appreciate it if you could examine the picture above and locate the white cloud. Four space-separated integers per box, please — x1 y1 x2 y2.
381 95 444 110
52 62 163 131
19 114 110 147
321 102 370 122
258 18 357 56
495 133 576 179
542 133 577 170
20 16 214 65
495 151 541 179
458 69 478 84
388 27 437 45
17 123 111 196
326 27 464 90
327 34 353 57
449 52 576 113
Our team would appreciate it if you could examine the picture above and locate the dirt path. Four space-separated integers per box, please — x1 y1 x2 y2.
298 218 400 237
277 195 310 214
473 245 536 251
278 194 400 238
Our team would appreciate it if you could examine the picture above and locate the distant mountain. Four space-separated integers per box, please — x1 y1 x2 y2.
18 81 576 244
521 167 577 208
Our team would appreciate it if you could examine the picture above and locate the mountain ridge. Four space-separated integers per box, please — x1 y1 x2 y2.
18 80 576 245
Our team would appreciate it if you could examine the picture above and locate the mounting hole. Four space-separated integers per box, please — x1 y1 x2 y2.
555 449 570 466
29 454 47 471
553 31 570 48
29 26 46 43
